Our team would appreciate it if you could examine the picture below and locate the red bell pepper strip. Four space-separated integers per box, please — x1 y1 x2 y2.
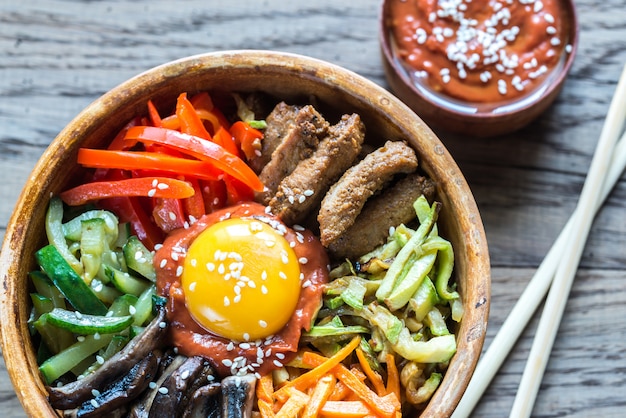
147 100 163 128
76 149 222 181
190 92 231 131
224 175 255 206
176 92 212 140
59 177 195 206
213 126 240 157
230 120 264 161
98 196 163 251
124 126 264 192
107 117 143 151
200 179 227 213
182 178 206 221
152 197 186 233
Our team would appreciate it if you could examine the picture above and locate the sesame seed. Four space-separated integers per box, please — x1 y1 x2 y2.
234 285 241 295
168 211 177 221
94 332 101 340
189 282 197 292
299 257 308 264
154 243 163 251
171 252 179 261
152 179 159 187
222 359 233 367
218 263 225 274
91 389 101 397
90 399 99 408
234 295 242 303
544 13 555 24
279 272 287 280
276 352 285 360
261 285 268 294
159 321 167 329
206 262 215 272
77 336 85 342
176 266 183 277
288 195 295 204
158 387 169 395
129 305 136 315
157 182 169 190
181 370 190 380
550 37 561 46
265 240 276 247
546 26 557 35
261 271 267 280
273 360 283 368
289 241 296 248
159 259 167 268
259 320 268 328
227 342 235 351
281 253 289 264
148 188 156 197
149 382 157 389
224 296 230 306
190 258 197 267
75 311 83 319
302 280 312 288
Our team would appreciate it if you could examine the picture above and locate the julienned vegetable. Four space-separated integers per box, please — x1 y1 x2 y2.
29 91 461 417
30 199 159 385
298 194 462 407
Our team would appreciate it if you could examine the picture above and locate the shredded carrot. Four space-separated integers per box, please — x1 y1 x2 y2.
319 400 373 417
275 387 309 418
385 353 401 402
274 336 361 397
301 374 336 418
355 347 386 396
304 351 401 418
329 379 352 401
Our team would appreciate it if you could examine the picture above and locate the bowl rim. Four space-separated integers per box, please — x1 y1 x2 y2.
0 49 490 417
378 0 580 121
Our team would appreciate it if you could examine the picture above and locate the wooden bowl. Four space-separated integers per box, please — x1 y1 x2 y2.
380 0 579 137
0 50 490 417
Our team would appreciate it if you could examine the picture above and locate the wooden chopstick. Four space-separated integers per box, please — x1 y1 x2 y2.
451 64 626 418
509 64 626 417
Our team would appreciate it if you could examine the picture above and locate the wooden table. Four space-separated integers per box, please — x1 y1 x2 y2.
1 1 625 417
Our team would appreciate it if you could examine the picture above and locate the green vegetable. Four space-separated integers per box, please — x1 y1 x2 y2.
105 265 151 296
62 209 119 242
39 333 114 384
303 316 369 339
44 197 83 275
80 217 107 284
375 196 440 307
35 245 108 316
42 308 133 335
408 276 439 322
123 235 156 282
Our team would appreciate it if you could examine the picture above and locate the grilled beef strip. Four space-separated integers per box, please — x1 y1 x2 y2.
268 113 365 225
327 173 436 260
256 104 329 203
318 140 418 247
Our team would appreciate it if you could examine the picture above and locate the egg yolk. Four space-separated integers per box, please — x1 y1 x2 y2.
181 217 302 342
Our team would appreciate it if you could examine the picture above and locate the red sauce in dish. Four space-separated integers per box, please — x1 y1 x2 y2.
388 0 572 103
154 202 329 377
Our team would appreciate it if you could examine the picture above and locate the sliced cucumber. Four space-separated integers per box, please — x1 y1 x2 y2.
43 307 133 335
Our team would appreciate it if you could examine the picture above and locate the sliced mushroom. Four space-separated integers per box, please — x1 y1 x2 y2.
128 354 188 418
221 374 257 418
182 383 222 418
63 351 160 418
148 356 216 418
48 303 169 410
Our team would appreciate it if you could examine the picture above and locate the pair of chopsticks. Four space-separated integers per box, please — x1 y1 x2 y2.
453 63 626 418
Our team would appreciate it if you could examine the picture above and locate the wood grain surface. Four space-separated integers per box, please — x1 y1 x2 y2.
1 0 625 417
